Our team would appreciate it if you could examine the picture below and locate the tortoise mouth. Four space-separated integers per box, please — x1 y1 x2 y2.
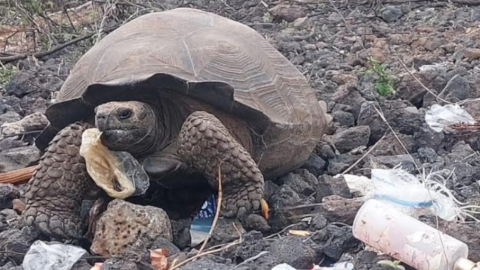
99 128 146 151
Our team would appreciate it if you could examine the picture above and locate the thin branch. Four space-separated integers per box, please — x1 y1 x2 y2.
197 164 223 255
0 26 117 64
372 106 421 172
169 237 241 270
62 4 78 34
394 52 452 104
340 133 386 175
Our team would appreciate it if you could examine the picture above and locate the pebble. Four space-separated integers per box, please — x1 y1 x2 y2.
464 48 480 60
333 126 371 154
269 236 316 269
380 5 403 22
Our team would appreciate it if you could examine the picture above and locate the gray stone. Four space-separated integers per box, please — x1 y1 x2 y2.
0 111 21 126
90 199 172 256
315 196 363 225
264 180 279 201
0 184 20 210
235 231 268 261
440 75 471 102
210 218 246 246
322 175 352 198
328 12 343 23
269 236 316 269
414 123 446 151
1 112 49 137
151 237 180 255
424 38 444 51
0 227 38 265
70 259 93 270
301 152 327 177
309 213 328 231
317 141 336 160
332 111 355 127
354 250 400 270
177 257 230 270
281 172 315 197
0 146 40 173
380 5 403 22
169 218 192 250
370 133 416 156
327 154 360 175
0 262 23 270
270 185 303 209
0 209 17 220
333 126 370 154
365 155 417 174
311 224 359 260
417 147 438 163
245 214 271 232
358 100 422 143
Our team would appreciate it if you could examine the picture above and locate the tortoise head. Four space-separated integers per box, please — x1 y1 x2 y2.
94 101 159 156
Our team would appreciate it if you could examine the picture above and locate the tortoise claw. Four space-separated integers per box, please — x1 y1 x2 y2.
23 201 85 240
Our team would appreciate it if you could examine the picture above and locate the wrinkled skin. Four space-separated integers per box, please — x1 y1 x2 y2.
23 100 266 240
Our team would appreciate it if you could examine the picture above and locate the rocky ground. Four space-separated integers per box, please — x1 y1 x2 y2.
1 0 480 269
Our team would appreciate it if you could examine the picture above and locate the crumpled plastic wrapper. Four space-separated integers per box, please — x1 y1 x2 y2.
22 240 87 270
79 128 149 199
425 104 475 133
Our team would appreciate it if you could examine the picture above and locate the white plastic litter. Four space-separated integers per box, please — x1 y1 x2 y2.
425 104 475 133
271 263 297 270
22 240 87 270
344 167 480 222
311 262 355 270
352 199 474 270
342 174 373 197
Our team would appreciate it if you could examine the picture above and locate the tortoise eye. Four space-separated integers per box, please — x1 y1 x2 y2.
118 109 132 119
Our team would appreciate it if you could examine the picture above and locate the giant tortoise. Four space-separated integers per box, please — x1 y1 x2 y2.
22 7 329 240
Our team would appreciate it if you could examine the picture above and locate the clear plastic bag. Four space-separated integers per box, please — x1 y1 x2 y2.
425 104 475 133
370 168 463 221
22 240 87 270
80 128 150 199
344 168 469 221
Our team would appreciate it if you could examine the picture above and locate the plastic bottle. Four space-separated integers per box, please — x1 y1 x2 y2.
352 199 479 270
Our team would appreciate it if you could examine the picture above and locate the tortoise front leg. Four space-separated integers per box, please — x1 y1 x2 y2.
23 122 95 240
177 111 264 219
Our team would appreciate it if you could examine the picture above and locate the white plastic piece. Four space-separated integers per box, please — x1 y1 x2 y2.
312 262 355 270
80 128 149 199
425 104 475 133
22 240 87 270
369 168 465 221
342 174 373 197
271 263 297 270
352 199 472 270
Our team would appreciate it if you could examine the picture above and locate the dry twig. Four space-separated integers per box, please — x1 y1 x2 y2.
197 164 224 255
340 133 386 175
394 52 452 104
0 25 117 64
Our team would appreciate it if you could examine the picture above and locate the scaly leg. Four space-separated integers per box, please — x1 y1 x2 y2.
177 111 264 219
23 122 95 239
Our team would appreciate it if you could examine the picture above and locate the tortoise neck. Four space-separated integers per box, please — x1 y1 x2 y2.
148 93 192 155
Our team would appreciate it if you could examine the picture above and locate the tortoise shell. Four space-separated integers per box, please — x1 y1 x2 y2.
36 8 328 178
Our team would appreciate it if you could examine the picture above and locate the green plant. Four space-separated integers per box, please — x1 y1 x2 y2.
366 57 395 96
377 260 406 270
262 12 273 23
0 65 18 89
